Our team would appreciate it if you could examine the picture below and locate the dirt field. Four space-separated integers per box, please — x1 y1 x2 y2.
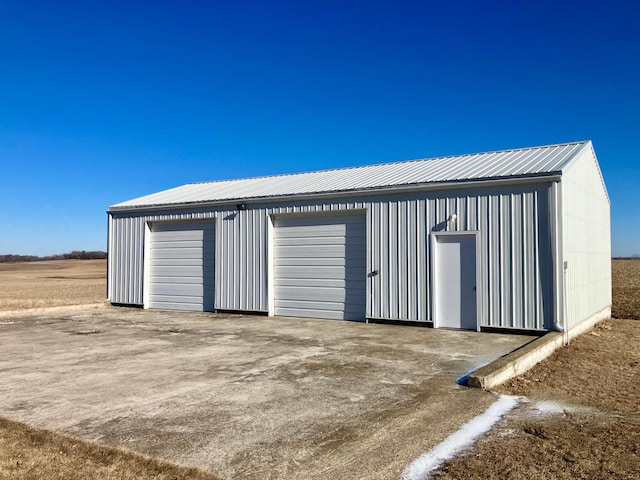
612 259 640 320
0 259 106 311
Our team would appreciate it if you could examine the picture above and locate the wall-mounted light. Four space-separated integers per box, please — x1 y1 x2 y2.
237 203 247 211
448 213 457 223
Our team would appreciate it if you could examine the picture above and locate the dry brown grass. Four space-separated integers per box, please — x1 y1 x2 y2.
0 416 220 480
433 260 640 480
0 259 106 311
434 320 640 479
434 412 639 479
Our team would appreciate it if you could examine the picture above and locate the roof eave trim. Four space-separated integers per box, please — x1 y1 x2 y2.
107 172 562 213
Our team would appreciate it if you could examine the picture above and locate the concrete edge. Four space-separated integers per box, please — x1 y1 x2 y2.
468 305 611 390
0 302 108 318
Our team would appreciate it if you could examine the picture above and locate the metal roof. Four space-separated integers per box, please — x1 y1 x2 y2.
110 141 591 211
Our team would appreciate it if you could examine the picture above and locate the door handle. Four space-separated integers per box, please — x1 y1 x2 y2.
472 286 476 291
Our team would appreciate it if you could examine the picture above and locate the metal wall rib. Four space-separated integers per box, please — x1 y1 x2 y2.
108 182 555 330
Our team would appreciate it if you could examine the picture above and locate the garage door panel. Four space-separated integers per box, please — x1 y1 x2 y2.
275 304 365 321
277 215 365 226
148 298 204 311
277 288 366 303
275 257 348 267
275 299 347 311
275 265 347 279
274 245 366 258
151 276 204 284
276 286 345 301
276 230 366 240
150 230 204 240
150 227 203 235
150 247 207 259
275 244 346 257
149 283 203 296
150 240 203 249
275 308 347 320
150 258 206 267
149 294 203 303
149 265 205 277
274 214 366 320
148 222 215 312
275 236 348 246
276 265 366 279
275 278 363 289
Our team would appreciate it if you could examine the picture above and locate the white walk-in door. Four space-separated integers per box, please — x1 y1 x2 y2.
148 222 215 311
433 234 477 329
274 214 366 320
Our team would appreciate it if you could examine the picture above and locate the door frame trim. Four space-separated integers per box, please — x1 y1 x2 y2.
430 230 481 331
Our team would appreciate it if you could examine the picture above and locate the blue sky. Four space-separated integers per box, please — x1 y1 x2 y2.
0 0 638 256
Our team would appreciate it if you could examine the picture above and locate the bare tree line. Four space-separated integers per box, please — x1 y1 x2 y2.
0 251 107 263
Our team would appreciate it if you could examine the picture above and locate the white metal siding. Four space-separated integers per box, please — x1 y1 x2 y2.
148 222 215 311
108 183 556 330
216 208 269 312
273 214 366 320
561 147 611 329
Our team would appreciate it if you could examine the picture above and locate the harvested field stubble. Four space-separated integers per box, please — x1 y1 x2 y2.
612 259 640 319
0 260 106 311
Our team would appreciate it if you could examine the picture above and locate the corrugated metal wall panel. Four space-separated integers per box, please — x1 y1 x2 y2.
108 183 556 330
561 147 612 329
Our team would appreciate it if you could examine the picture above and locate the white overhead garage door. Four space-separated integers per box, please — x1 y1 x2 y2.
147 221 215 311
274 214 366 320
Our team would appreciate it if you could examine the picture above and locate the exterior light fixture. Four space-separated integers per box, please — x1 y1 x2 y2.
237 203 247 211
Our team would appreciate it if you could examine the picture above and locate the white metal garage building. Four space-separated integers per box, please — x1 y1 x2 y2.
107 141 611 334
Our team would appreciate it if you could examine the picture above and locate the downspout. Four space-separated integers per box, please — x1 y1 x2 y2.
563 260 569 344
550 180 567 342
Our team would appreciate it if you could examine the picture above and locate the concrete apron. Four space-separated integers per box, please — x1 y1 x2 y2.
0 307 536 480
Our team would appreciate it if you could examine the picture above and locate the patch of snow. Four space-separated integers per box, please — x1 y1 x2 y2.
400 395 519 480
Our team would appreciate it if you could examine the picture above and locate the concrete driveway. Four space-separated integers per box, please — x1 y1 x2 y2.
0 306 535 479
